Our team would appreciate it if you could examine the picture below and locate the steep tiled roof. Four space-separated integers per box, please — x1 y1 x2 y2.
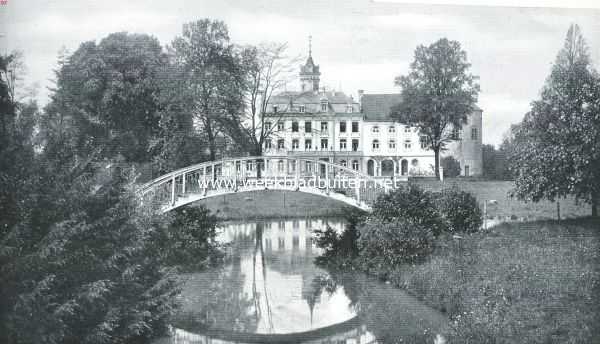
361 94 402 121
270 91 354 105
361 93 483 121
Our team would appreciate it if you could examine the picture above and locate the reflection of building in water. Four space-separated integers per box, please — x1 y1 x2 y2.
207 218 354 335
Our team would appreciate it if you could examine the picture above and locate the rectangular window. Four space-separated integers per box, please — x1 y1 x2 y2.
292 121 299 132
292 139 299 150
404 142 412 149
420 136 428 149
339 139 347 150
471 127 478 140
321 121 328 131
339 121 346 133
346 105 353 113
265 139 272 149
299 105 305 113
277 121 284 131
265 121 272 130
305 121 312 133
404 126 411 133
273 105 278 113
389 126 395 133
277 139 285 149
451 128 461 140
352 139 359 151
352 121 359 133
305 139 312 150
321 103 327 112
389 140 396 149
321 138 328 149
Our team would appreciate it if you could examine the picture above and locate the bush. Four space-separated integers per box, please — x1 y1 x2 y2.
357 218 434 272
156 206 222 270
314 207 365 267
437 187 483 233
371 183 447 236
442 156 461 178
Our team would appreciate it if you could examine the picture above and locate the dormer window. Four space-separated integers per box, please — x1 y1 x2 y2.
273 105 278 113
299 105 305 113
346 105 353 113
321 102 328 112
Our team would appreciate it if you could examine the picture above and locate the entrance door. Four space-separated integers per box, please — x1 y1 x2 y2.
401 159 408 175
464 165 470 177
319 158 328 178
367 160 375 176
381 160 394 177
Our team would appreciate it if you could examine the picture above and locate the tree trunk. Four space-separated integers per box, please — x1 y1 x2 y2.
253 144 263 179
433 146 440 179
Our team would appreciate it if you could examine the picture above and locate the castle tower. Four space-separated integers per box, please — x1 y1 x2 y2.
299 36 320 92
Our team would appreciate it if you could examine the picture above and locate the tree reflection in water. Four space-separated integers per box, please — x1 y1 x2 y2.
313 271 448 343
173 229 259 333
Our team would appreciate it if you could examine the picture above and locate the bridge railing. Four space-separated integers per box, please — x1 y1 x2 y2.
139 156 394 212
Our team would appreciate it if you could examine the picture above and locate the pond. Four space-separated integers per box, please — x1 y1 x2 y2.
157 217 448 344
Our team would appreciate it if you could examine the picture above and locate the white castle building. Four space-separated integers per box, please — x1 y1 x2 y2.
262 46 482 178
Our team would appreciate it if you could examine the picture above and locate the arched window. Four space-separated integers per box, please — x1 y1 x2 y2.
352 160 359 171
372 140 380 150
278 160 285 172
411 159 419 166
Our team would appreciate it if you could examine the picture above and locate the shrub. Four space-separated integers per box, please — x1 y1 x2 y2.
357 218 434 273
441 156 461 178
314 207 365 267
371 183 447 236
437 187 483 233
156 206 222 270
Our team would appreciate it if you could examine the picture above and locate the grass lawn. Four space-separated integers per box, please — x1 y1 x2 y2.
190 190 349 220
415 179 592 221
384 218 600 343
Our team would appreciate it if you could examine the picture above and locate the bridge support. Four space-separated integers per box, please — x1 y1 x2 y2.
171 176 176 206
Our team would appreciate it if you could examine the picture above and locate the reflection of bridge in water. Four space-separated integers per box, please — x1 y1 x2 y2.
139 156 402 212
168 317 377 344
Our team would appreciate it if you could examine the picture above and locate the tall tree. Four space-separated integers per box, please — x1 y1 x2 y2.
221 43 296 157
391 38 480 178
44 32 166 163
510 24 600 217
171 19 242 161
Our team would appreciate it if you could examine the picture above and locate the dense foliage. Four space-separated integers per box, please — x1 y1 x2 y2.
509 24 600 216
0 28 226 342
357 219 434 272
441 156 461 178
437 187 483 233
391 38 480 178
156 207 221 271
316 185 483 273
371 183 446 236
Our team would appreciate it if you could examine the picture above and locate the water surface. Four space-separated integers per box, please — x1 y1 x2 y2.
164 217 447 344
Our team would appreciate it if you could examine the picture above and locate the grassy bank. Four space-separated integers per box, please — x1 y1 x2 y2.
414 179 591 220
190 190 348 220
382 219 600 342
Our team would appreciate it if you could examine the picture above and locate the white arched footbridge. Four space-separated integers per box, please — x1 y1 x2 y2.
139 156 406 212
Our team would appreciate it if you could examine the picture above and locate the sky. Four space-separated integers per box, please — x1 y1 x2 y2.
1 0 600 145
